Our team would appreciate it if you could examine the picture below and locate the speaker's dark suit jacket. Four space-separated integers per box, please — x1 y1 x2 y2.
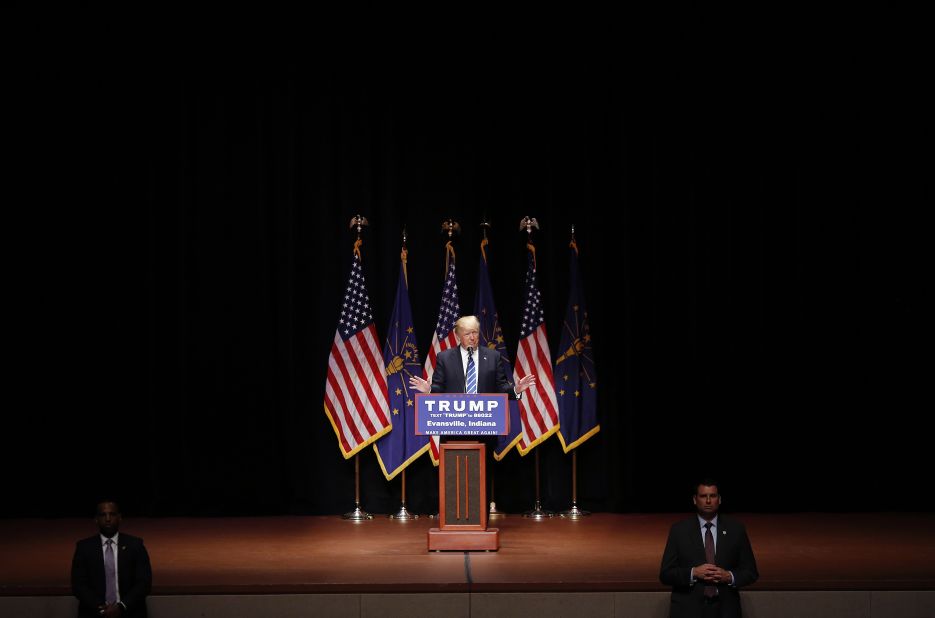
71 533 152 618
430 346 518 397
659 515 758 618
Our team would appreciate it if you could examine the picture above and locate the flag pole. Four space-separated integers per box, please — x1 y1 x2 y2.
558 225 593 519
559 450 590 518
426 218 463 520
516 216 554 520
390 469 418 520
387 227 419 521
343 453 374 520
340 215 375 521
489 470 504 518
478 218 505 520
523 448 554 519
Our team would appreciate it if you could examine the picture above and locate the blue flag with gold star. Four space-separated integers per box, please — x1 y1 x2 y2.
473 239 524 460
555 240 599 452
374 252 431 479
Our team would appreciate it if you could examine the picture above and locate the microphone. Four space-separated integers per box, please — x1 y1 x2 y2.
467 346 474 354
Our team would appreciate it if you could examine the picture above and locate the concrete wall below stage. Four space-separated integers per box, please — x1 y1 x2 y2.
2 590 933 618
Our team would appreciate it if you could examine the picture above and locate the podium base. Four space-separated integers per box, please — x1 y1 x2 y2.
428 528 500 552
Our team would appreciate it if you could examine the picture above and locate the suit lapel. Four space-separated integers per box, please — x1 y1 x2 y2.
117 538 127 586
452 350 465 393
477 351 488 392
92 538 106 581
715 517 732 562
690 521 707 563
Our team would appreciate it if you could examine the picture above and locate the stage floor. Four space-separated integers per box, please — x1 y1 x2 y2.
2 513 934 596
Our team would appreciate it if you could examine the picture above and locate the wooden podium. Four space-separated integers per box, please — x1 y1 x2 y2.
427 442 500 551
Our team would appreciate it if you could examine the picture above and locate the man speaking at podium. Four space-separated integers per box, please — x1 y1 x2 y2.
409 315 536 398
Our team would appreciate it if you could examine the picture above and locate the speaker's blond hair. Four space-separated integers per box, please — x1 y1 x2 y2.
454 315 480 334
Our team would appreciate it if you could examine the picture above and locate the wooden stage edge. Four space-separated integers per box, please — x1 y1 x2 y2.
2 513 934 596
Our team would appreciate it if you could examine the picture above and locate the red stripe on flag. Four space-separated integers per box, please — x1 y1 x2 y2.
424 344 439 380
532 327 559 425
323 387 352 454
322 249 392 459
518 338 549 435
325 326 394 458
324 372 358 453
348 327 390 428
423 330 458 463
515 324 560 452
338 334 381 437
330 336 372 443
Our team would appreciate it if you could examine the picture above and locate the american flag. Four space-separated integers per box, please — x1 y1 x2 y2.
423 242 460 464
516 243 560 454
323 243 392 458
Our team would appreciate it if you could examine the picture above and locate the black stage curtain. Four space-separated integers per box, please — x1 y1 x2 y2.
10 40 927 517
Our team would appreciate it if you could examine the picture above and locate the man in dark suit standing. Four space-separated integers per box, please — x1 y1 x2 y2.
71 500 152 618
660 479 758 618
409 315 536 397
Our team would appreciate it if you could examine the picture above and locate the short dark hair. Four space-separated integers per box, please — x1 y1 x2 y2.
694 478 719 495
95 499 121 514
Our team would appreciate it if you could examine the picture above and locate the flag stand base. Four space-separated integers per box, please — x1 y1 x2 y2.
342 505 373 521
389 505 418 520
522 499 555 519
559 503 590 519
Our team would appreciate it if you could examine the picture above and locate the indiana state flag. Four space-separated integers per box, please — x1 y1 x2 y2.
374 250 431 479
555 239 599 452
474 238 524 460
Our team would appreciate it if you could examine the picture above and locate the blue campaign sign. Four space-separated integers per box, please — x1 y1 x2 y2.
414 393 510 436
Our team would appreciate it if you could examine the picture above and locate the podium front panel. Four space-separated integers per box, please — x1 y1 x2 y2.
438 442 487 530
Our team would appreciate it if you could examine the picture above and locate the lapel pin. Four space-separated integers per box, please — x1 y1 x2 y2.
722 531 726 535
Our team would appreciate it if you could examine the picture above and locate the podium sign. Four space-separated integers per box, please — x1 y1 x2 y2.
415 393 509 436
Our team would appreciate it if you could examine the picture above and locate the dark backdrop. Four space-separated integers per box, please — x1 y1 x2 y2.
9 32 928 518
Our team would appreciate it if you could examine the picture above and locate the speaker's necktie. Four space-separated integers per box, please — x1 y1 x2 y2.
466 352 477 394
703 523 717 598
104 539 117 604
